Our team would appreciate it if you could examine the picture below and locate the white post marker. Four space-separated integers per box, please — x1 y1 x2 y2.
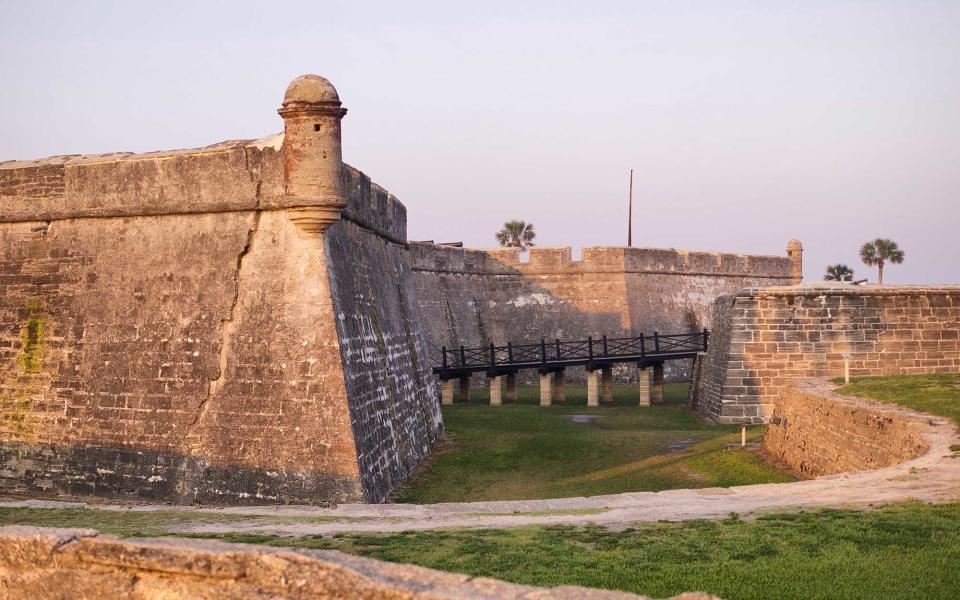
741 425 746 448
843 352 852 384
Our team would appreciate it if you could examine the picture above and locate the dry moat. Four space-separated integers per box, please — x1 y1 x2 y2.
394 383 792 504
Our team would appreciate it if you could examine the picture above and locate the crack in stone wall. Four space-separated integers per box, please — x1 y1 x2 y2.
0 138 440 505
186 211 261 439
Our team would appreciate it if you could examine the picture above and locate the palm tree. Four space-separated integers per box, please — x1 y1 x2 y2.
859 238 904 285
495 220 536 252
824 264 855 282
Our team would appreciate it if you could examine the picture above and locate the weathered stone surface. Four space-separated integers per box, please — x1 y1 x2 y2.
0 75 441 505
761 380 929 477
325 218 442 502
0 141 266 222
0 527 720 599
693 284 960 423
410 243 796 382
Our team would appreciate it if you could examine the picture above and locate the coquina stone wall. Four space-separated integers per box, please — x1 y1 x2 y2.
411 242 796 381
761 379 930 477
0 75 442 505
693 284 960 423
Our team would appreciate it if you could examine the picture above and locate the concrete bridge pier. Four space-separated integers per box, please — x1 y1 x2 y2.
539 372 553 406
601 367 614 403
553 371 566 404
458 377 471 402
638 366 651 406
587 370 600 407
441 380 455 405
505 373 518 403
489 376 503 406
653 363 665 403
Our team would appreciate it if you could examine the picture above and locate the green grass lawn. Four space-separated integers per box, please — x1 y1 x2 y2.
0 508 373 537
0 508 259 537
1 503 957 600
9 503 946 600
395 383 792 503
836 372 960 425
213 503 960 600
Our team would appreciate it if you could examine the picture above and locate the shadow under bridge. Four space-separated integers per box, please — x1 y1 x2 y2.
432 330 709 407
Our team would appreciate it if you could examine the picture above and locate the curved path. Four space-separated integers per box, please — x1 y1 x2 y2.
3 382 959 537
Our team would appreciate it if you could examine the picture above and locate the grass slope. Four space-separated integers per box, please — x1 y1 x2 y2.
836 372 960 425
396 383 792 503
37 503 947 600
2 503 957 599
0 508 364 537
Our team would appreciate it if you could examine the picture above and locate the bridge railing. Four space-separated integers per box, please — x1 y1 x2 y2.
438 330 709 371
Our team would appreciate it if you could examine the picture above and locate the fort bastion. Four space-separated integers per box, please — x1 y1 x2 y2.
0 75 442 505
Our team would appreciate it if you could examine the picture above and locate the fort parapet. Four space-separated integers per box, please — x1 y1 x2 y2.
0 75 441 504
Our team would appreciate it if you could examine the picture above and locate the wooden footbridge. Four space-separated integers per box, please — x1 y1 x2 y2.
432 330 709 407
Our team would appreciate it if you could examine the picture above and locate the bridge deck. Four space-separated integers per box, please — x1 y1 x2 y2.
432 330 708 380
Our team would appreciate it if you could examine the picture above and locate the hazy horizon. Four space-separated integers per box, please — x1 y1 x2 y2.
2 1 958 284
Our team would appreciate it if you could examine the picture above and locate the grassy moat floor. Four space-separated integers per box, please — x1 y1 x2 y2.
394 382 792 503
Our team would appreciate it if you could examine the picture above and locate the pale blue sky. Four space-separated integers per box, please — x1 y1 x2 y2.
2 1 958 284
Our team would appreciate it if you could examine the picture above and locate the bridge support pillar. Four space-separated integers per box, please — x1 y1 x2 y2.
553 371 566 404
601 367 614 403
652 363 664 403
458 377 471 402
489 376 503 406
638 366 651 407
539 373 553 407
587 370 600 407
441 380 454 405
505 373 517 403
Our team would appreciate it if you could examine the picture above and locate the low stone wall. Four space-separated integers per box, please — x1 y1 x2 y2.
0 527 717 600
761 379 931 478
693 284 960 423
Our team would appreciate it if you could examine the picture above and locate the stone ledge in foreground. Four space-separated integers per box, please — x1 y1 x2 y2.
0 526 719 600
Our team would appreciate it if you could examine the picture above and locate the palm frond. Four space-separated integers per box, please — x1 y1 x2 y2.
495 219 537 251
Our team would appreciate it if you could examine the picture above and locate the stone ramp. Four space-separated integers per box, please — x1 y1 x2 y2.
0 526 718 600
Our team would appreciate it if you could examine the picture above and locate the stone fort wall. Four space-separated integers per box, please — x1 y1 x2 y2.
410 242 797 381
692 284 960 423
760 379 930 478
0 76 442 505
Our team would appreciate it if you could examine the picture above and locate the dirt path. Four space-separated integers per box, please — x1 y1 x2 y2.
3 389 959 538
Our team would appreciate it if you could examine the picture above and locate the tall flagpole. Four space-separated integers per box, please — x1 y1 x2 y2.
627 169 634 247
